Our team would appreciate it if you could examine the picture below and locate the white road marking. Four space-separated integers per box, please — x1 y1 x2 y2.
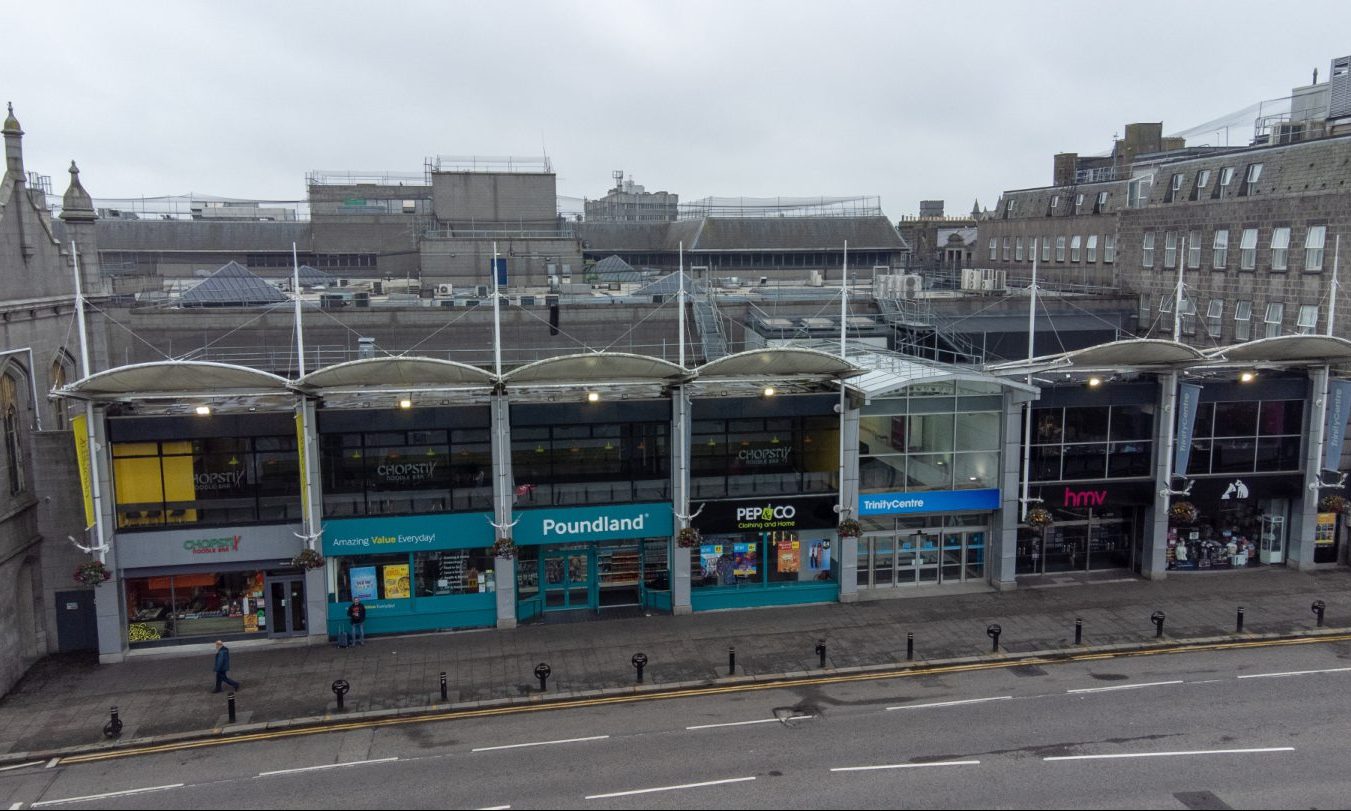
1238 667 1351 680
585 776 756 799
44 759 58 769
1067 680 1184 694
11 803 26 810
832 760 981 772
30 784 184 807
472 735 609 752
476 806 511 810
686 716 815 730
886 696 1012 711
0 761 44 772
1045 747 1294 762
258 757 398 777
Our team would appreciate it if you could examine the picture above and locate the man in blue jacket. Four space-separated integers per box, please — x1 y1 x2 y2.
212 640 241 693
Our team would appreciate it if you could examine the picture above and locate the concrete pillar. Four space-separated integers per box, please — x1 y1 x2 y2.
991 391 1025 589
838 399 860 602
1145 372 1174 580
672 386 692 614
1292 367 1329 570
491 394 517 627
91 409 125 662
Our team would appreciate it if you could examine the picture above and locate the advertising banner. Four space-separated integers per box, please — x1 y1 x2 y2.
383 563 411 599
72 413 95 529
858 488 1000 516
350 566 379 600
1323 379 1351 473
493 257 508 288
1173 382 1203 478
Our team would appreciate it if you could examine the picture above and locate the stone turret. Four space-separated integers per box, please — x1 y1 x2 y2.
60 162 96 222
3 102 23 179
60 160 103 293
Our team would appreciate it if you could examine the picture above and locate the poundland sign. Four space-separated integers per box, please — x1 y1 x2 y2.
517 502 673 545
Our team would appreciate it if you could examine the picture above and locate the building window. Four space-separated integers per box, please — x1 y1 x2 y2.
1049 195 1059 215
1205 300 1223 338
1212 229 1229 269
1240 228 1258 271
1070 235 1082 262
1055 236 1066 262
1128 176 1152 208
1005 200 1016 219
988 239 997 261
1086 235 1098 263
1193 169 1211 200
1186 230 1201 269
1095 191 1109 213
1264 302 1284 338
1234 301 1252 341
1138 295 1151 330
1214 166 1235 199
2 374 23 496
1297 304 1319 335
1305 225 1327 271
1041 236 1052 262
1271 227 1291 272
858 388 1000 495
695 415 838 500
1028 405 1155 481
1164 231 1178 269
1002 237 1011 261
1142 232 1155 267
1104 235 1116 264
1015 237 1024 261
1183 399 1303 476
1166 173 1184 203
1180 299 1197 336
1240 163 1263 197
50 359 69 430
1074 194 1085 215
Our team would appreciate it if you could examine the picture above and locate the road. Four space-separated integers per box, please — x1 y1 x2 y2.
5 640 1351 809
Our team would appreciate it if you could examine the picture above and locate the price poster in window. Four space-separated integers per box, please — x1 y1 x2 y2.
777 538 800 573
350 566 379 601
733 543 758 577
383 563 411 599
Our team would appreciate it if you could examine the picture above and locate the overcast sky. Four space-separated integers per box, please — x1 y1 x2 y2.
6 1 1351 218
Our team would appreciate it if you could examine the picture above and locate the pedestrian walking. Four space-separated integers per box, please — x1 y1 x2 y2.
347 597 367 646
212 640 240 693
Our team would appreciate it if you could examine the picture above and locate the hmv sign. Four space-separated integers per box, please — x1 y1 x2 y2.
1045 482 1154 510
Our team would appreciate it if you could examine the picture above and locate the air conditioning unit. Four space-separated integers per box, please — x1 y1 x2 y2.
900 274 923 298
475 285 488 297
434 283 454 298
960 269 981 291
807 269 824 287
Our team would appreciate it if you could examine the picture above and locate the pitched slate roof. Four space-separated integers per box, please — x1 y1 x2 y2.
180 261 288 306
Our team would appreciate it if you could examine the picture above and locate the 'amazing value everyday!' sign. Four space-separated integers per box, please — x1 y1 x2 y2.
323 512 494 555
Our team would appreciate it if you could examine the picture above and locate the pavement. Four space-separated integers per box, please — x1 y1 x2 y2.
2 566 1349 762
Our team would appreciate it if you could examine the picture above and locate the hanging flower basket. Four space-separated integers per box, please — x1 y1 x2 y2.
492 537 518 559
74 560 111 588
291 548 325 570
676 526 702 548
837 519 863 538
1169 500 1200 525
1320 494 1349 514
1026 507 1054 529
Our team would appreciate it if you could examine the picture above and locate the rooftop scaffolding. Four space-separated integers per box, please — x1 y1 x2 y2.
425 155 553 175
679 195 883 219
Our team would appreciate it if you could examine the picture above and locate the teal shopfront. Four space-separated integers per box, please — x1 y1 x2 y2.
322 512 497 637
513 502 674 621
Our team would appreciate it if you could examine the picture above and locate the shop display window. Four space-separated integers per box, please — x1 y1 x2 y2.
859 390 1000 495
414 548 495 596
1182 399 1303 476
1028 405 1155 482
692 415 838 499
113 436 300 530
692 532 835 588
126 571 266 644
508 421 670 507
336 553 412 601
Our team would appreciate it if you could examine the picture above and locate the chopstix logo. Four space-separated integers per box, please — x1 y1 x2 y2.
183 535 241 554
193 470 246 491
376 461 438 484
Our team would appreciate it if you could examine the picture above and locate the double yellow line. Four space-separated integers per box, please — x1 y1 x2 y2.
57 631 1351 765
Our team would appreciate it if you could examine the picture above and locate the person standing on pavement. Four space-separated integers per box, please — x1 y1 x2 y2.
212 640 240 693
347 597 367 646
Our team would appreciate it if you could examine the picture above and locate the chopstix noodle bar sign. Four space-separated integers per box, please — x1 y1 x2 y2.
695 495 838 533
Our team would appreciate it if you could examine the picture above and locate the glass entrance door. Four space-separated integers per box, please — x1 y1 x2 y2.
265 577 306 637
863 527 985 588
543 548 593 611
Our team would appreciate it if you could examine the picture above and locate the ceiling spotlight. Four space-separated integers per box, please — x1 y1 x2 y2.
1087 376 1103 388
399 397 413 409
194 405 211 416
1239 371 1257 383
587 391 600 403
763 386 776 397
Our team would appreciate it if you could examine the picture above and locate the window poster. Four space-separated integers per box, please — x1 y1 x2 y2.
1316 512 1337 547
777 538 800 573
732 543 758 577
808 541 831 570
351 566 379 601
383 563 411 599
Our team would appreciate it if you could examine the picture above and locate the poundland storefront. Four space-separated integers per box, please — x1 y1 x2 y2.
514 502 674 620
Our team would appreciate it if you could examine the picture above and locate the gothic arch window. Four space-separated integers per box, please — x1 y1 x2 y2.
2 372 25 495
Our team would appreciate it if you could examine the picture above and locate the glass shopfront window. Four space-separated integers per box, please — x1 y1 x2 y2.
113 436 300 530
1184 400 1303 476
859 384 1001 494
692 416 838 499
414 549 496 596
1029 405 1155 482
511 421 669 507
335 550 494 602
321 428 491 517
857 514 988 588
692 532 836 588
126 570 268 645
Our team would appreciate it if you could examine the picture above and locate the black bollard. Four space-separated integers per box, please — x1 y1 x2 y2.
1237 607 1245 634
331 679 350 711
103 705 123 739
631 653 648 684
1313 600 1327 627
440 671 448 701
1074 617 1083 645
987 623 1002 653
227 692 237 723
1151 610 1166 638
535 662 552 692
728 646 736 676
815 639 827 668
906 632 914 661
